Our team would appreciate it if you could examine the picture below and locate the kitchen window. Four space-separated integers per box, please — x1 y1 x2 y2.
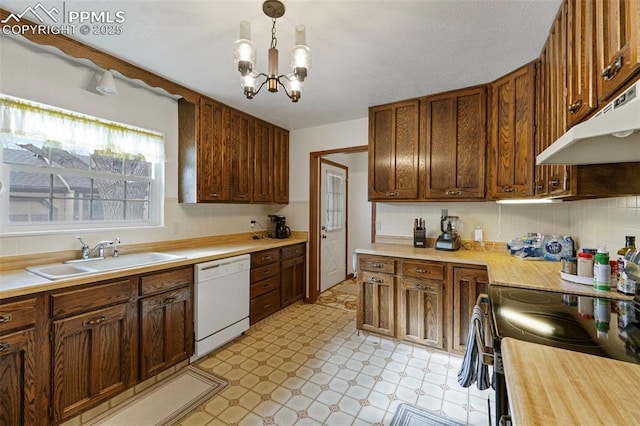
325 171 344 231
0 94 165 235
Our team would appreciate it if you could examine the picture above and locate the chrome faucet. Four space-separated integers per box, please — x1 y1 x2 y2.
74 236 121 260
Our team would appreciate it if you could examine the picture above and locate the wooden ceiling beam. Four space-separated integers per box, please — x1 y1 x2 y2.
0 8 199 103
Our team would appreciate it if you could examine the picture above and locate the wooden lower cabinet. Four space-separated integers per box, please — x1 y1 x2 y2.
452 266 489 354
0 327 37 425
51 301 136 422
139 286 193 380
357 271 395 337
281 256 305 308
357 254 491 354
397 277 445 349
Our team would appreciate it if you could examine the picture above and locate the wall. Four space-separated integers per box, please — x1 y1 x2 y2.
0 36 275 256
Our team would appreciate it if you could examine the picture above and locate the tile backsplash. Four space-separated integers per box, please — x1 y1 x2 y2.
376 196 640 254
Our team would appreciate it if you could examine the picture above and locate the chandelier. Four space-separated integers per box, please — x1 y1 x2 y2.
234 0 311 103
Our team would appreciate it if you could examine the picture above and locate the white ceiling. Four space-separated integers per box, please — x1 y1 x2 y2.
3 0 562 130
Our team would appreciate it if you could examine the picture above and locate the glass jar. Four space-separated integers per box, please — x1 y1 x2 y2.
577 252 594 278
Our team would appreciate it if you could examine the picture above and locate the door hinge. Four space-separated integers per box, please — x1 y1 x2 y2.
48 406 53 418
49 330 54 342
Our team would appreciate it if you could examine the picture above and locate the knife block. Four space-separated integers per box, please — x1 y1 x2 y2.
413 229 426 248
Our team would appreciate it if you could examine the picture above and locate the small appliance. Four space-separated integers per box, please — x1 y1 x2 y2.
267 214 291 239
435 209 461 251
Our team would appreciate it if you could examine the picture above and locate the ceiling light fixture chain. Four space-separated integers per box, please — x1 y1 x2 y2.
233 0 311 103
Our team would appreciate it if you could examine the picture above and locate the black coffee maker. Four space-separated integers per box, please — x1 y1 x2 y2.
268 215 291 239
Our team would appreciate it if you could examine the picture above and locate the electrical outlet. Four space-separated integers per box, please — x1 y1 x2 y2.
250 220 256 228
474 225 483 242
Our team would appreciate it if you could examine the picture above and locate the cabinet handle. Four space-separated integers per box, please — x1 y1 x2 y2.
446 190 462 196
263 303 271 308
262 283 270 289
385 191 399 197
0 343 9 353
82 316 107 327
369 277 384 283
536 183 544 191
601 56 623 81
209 193 220 198
262 269 271 275
415 283 427 290
262 255 271 261
415 268 430 274
370 262 383 268
501 186 515 193
0 314 12 324
164 296 177 305
567 99 583 114
549 178 560 189
237 194 248 199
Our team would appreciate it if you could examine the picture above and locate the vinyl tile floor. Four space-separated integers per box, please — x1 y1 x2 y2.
181 301 495 426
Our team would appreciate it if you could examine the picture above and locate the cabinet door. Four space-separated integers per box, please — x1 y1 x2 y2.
357 271 395 337
198 97 229 201
140 286 193 380
253 120 274 203
596 0 640 102
567 0 597 127
52 303 136 422
488 63 536 199
368 101 419 200
422 87 486 200
0 328 37 426
227 109 253 202
536 14 573 198
397 277 444 349
273 127 290 204
452 267 489 354
281 256 305 308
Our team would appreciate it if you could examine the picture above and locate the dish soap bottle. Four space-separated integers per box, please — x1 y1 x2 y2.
617 236 636 295
593 247 611 291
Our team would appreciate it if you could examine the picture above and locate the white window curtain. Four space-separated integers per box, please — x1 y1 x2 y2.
0 94 164 168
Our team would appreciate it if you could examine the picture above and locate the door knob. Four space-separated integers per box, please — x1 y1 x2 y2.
321 234 327 239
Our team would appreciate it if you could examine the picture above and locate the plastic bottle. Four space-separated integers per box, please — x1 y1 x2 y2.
617 236 637 295
593 247 611 291
577 252 594 277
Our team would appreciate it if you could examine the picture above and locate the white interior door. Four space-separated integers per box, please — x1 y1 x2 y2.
320 161 347 292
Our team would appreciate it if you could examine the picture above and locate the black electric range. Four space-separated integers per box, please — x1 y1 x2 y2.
486 286 640 424
489 286 640 364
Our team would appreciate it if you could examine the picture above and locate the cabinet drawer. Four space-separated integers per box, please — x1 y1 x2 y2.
140 266 193 296
251 275 280 298
251 248 281 268
359 255 395 274
360 271 394 286
282 244 305 260
250 290 280 323
51 279 134 318
282 256 304 269
399 276 443 293
0 298 36 334
400 260 444 280
251 263 280 283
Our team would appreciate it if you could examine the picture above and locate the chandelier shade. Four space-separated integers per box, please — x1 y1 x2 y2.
233 0 311 103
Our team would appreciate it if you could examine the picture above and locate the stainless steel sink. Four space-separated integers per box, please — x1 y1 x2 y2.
26 252 186 280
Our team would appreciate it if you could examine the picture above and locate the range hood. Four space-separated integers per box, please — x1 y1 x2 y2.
537 80 640 165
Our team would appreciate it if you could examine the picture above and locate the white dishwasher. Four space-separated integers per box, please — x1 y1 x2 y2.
192 254 250 361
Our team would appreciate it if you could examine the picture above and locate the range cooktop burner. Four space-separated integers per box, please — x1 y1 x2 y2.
503 310 599 346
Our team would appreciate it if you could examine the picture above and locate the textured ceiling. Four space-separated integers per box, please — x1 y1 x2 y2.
2 0 562 130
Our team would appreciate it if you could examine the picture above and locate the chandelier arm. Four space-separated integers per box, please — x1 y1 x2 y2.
253 76 270 97
276 76 295 101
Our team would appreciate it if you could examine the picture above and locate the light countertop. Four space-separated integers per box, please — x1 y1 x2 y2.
0 234 307 299
356 243 632 300
501 338 640 425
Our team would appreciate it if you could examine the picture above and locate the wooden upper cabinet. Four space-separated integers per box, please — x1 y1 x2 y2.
596 0 640 102
273 126 290 204
368 101 420 200
178 98 289 204
567 0 597 127
197 97 228 202
227 109 253 202
421 86 486 200
488 63 536 199
253 119 274 203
